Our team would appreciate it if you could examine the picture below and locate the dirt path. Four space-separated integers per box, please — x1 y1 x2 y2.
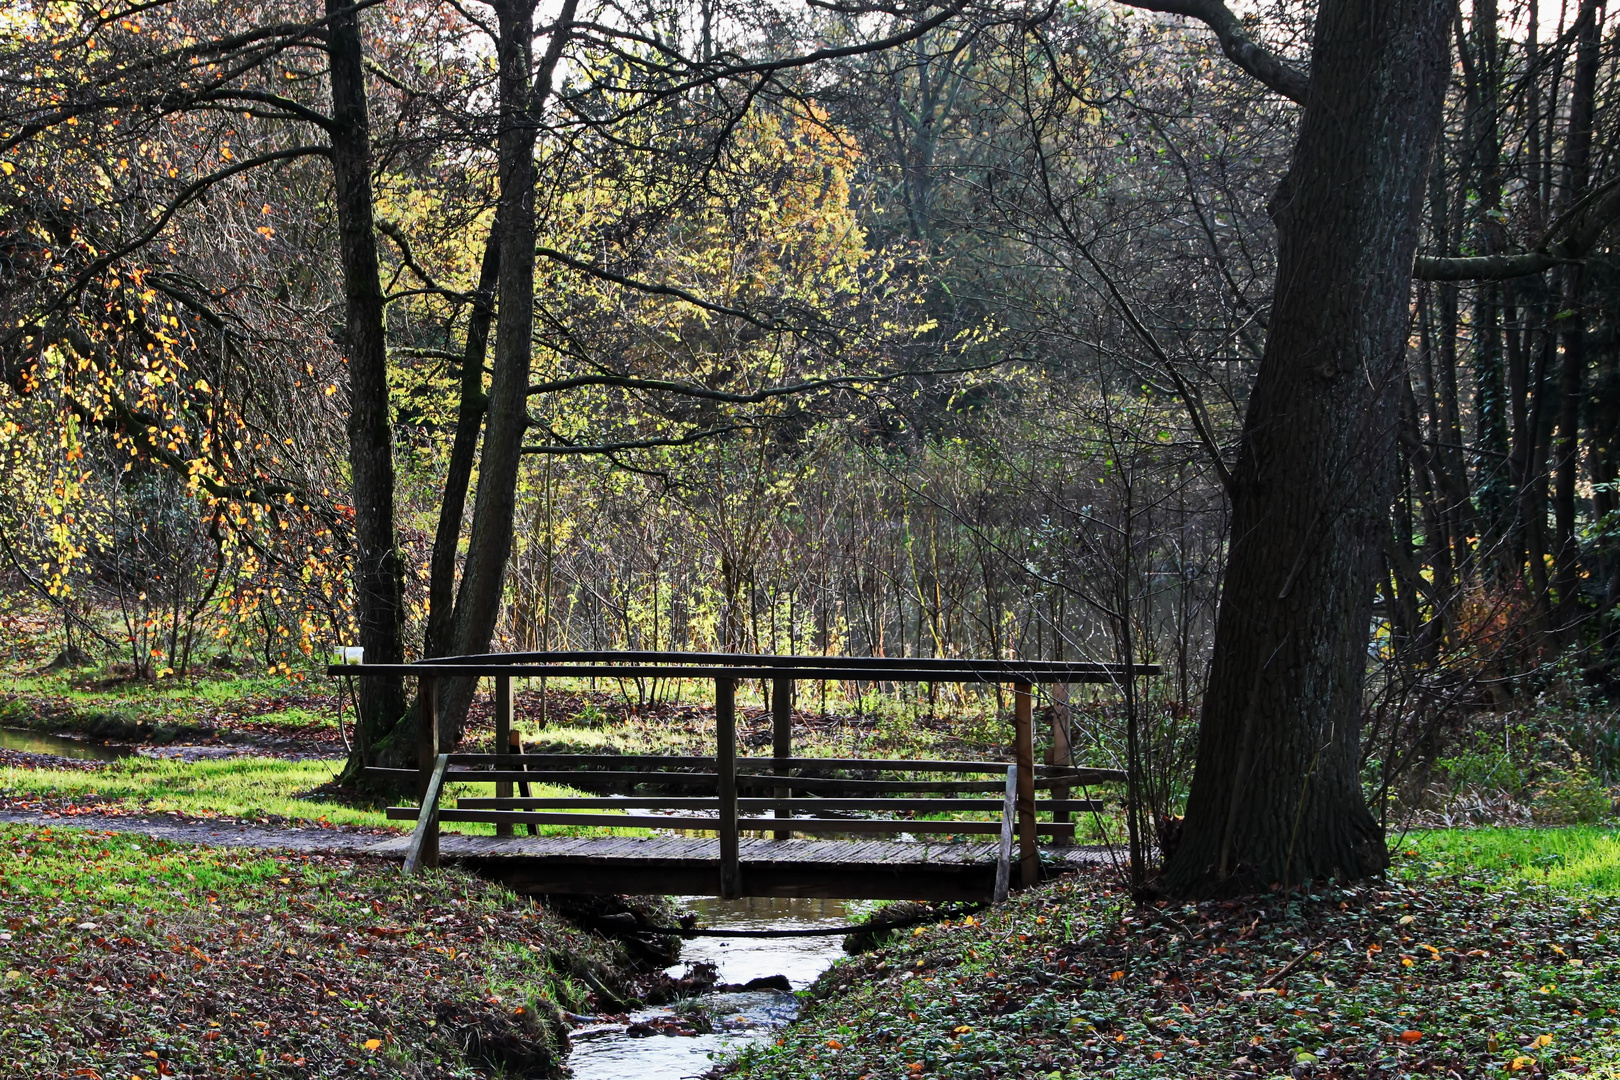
0 808 400 856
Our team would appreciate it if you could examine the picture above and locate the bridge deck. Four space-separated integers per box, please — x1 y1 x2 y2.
368 833 1111 900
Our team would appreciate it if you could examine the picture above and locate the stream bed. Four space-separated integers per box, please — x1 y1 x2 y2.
566 896 852 1080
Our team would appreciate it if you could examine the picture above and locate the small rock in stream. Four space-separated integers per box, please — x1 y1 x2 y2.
714 974 792 993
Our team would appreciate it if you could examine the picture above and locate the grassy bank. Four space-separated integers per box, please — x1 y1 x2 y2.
0 756 655 838
1405 826 1620 893
0 670 342 746
0 823 646 1078
733 834 1620 1080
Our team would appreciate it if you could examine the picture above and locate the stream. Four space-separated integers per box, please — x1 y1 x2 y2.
566 896 852 1080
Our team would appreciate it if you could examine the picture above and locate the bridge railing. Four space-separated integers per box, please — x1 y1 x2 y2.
331 652 1155 898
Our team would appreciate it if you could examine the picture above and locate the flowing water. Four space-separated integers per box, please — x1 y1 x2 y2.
565 896 853 1080
0 728 133 762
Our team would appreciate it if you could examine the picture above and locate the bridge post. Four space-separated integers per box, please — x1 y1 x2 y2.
495 674 513 838
1050 682 1072 847
715 677 740 898
1014 682 1038 887
772 675 792 840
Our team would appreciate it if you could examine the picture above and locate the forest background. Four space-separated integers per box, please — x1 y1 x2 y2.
1 0 1618 854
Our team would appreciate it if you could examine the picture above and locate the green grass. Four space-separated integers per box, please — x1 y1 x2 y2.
0 756 659 837
0 756 382 825
1403 826 1620 893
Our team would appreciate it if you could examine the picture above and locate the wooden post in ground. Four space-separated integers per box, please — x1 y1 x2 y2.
416 675 440 868
495 674 513 838
1050 681 1072 847
1014 682 1038 888
772 675 792 840
715 677 740 898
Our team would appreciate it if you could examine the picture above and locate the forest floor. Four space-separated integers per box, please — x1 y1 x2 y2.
0 822 706 1080
729 837 1620 1080
0 801 1105 1076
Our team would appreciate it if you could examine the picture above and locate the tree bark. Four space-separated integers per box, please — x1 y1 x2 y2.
1551 0 1603 638
326 0 405 757
1162 0 1454 895
424 227 501 660
437 0 577 741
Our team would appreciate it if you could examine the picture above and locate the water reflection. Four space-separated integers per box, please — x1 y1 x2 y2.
0 728 132 762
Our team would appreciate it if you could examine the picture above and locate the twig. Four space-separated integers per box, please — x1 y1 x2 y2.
1258 941 1316 988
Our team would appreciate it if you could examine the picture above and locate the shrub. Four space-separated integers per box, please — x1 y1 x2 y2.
1530 764 1614 825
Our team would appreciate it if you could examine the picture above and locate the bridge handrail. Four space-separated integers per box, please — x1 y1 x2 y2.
371 651 1149 896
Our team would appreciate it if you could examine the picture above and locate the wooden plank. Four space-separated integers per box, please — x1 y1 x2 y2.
444 770 722 786
330 656 1160 684
397 808 1078 837
447 753 719 768
495 675 512 838
334 662 1150 683
716 677 739 899
1014 683 1038 889
452 796 1098 813
1050 681 1072 848
404 754 449 875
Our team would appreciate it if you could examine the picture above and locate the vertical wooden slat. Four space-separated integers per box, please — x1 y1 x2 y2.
495 674 513 838
1050 681 1072 847
511 729 537 836
417 675 439 802
716 677 740 898
1014 681 1038 888
772 675 792 840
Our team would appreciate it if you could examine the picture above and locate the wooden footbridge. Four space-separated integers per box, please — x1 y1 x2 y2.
334 652 1153 901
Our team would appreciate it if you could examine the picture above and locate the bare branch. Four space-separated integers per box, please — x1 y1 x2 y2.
521 424 744 455
1414 174 1620 280
1113 0 1308 104
526 360 1003 403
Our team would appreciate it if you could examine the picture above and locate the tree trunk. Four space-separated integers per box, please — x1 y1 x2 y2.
1162 0 1454 895
326 0 405 759
425 227 501 660
1551 0 1603 638
437 0 578 742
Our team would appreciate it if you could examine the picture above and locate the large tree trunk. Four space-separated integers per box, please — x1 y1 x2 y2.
1551 0 1603 639
425 227 501 660
326 0 406 758
1162 0 1454 895
436 0 577 743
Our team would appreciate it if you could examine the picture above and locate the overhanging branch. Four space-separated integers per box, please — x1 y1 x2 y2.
1113 0 1308 104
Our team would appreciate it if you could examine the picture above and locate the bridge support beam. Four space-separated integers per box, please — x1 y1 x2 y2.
772 675 792 840
1014 682 1037 888
715 677 740 898
1050 682 1072 847
495 675 512 838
